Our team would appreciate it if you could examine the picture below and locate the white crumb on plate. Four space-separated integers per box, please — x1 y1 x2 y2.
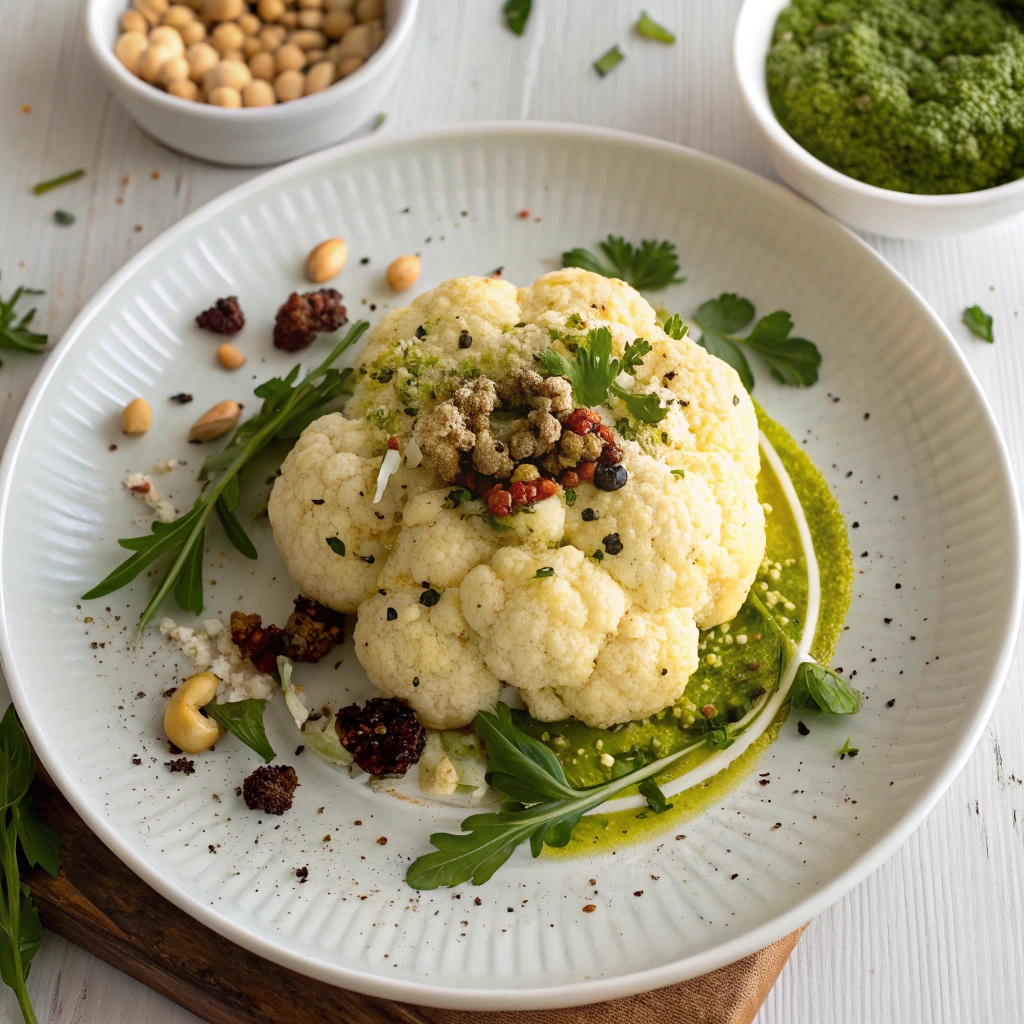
124 472 176 523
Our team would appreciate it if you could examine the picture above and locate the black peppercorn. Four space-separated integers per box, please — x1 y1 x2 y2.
581 507 598 522
458 330 473 349
602 532 623 556
594 463 628 492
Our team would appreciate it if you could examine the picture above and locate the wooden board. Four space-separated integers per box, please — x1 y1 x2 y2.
21 771 802 1024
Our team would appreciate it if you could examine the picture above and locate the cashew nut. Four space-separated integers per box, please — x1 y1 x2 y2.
164 671 225 754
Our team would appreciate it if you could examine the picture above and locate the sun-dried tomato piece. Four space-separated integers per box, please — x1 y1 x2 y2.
273 289 347 352
196 296 245 335
282 595 345 663
599 441 624 465
535 477 558 500
509 480 537 508
563 407 601 435
243 765 298 815
595 423 615 444
560 469 580 489
335 698 425 777
230 611 285 676
577 460 596 483
487 486 513 517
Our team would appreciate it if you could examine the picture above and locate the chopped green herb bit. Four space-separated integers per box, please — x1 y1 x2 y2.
531 566 555 579
594 44 625 77
563 235 683 292
564 487 577 506
503 0 531 35
0 287 49 363
53 209 75 226
32 168 85 195
591 549 605 561
636 10 675 43
838 737 859 759
444 487 473 508
326 537 346 556
671 469 686 478
371 112 387 131
962 305 994 343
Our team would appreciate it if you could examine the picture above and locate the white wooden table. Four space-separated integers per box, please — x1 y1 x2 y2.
2 1 1023 1020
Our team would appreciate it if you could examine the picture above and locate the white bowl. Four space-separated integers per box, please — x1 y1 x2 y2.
86 0 418 167
734 0 1024 239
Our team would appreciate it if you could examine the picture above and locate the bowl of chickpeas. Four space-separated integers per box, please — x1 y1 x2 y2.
86 0 418 165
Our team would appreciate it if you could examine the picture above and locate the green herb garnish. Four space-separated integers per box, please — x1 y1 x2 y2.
537 326 667 423
0 705 62 1024
636 10 675 42
204 698 275 762
444 487 473 509
52 210 75 226
962 305 994 343
662 312 688 340
671 468 686 478
531 566 555 579
687 294 821 391
564 488 577 506
32 169 84 195
0 288 49 365
838 737 859 759
406 704 682 889
562 235 684 292
503 0 531 35
326 537 346 556
594 45 625 77
84 321 369 633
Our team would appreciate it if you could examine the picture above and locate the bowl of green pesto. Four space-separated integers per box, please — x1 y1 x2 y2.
734 0 1024 238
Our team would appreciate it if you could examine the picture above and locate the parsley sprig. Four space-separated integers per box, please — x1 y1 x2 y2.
537 326 667 423
0 288 49 365
689 294 821 391
962 304 994 343
84 321 369 633
502 0 531 35
0 705 62 1024
406 704 676 889
562 236 684 292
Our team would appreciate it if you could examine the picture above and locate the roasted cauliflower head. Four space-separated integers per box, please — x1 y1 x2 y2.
269 269 765 730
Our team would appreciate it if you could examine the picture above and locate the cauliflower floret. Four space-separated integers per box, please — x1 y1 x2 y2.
268 414 437 612
461 546 626 692
353 587 501 729
524 607 699 729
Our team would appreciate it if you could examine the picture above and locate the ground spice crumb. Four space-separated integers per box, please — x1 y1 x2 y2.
161 687 177 698
474 897 482 905
886 699 896 708
323 834 331 842
633 891 643 897
583 905 596 913
131 756 142 765
377 836 388 846
165 757 194 775
168 742 182 754
296 866 308 882
797 721 810 735
295 745 304 755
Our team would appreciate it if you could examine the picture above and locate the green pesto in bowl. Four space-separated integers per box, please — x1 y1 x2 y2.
766 0 1024 194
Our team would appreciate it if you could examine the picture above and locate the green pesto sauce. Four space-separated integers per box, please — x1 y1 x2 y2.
522 403 853 856
766 0 1024 194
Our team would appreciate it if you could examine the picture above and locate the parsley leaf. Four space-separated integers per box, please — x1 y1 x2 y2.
636 10 675 42
536 327 667 423
562 235 684 291
502 0 531 34
0 287 49 364
962 305 994 343
688 293 821 391
204 698 275 762
662 313 688 340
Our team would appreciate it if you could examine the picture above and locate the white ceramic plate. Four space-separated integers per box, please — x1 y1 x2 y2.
0 124 1019 1010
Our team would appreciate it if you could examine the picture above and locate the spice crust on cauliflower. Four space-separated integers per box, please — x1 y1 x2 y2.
269 269 765 729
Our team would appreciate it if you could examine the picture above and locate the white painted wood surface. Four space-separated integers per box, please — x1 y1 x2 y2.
1 1 1022 1020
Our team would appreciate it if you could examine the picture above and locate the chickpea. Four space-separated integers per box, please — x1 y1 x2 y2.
297 9 322 29
278 9 298 27
323 0 354 10
168 77 199 100
114 31 149 74
163 672 224 754
120 9 150 33
354 0 383 22
207 84 242 106
179 20 206 43
186 41 219 81
121 397 153 436
336 21 373 60
162 4 196 27
259 23 287 49
386 255 421 292
148 24 185 53
273 68 305 101
337 54 363 77
249 50 276 80
275 42 305 71
202 0 244 21
237 11 261 35
257 0 285 20
133 0 169 24
298 0 324 8
306 238 348 282
219 47 245 61
322 8 354 38
210 20 245 53
242 35 263 58
138 42 179 83
204 58 252 91
289 28 327 49
304 58 334 93
157 54 190 86
242 78 276 105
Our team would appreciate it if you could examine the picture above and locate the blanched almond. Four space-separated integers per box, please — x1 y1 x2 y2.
121 397 153 436
386 254 421 292
189 399 241 441
306 238 348 282
217 343 247 368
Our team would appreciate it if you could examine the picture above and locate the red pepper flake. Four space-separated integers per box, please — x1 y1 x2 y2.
518 209 530 218
577 461 596 483
377 836 388 846
535 478 558 499
387 436 400 451
700 704 717 718
22 105 30 114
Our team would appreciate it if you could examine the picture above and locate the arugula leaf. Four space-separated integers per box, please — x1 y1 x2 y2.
0 705 62 1024
407 704 695 890
562 235 684 291
689 294 820 391
636 10 675 42
593 45 625 77
0 288 49 363
502 0 531 35
536 327 667 423
962 305 994 343
85 321 369 633
204 698 275 762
